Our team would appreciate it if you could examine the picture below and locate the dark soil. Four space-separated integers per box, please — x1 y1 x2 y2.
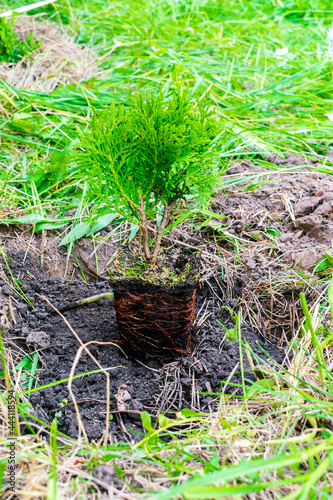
1 249 285 442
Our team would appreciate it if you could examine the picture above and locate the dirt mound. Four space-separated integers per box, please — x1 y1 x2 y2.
1 250 285 441
215 165 333 271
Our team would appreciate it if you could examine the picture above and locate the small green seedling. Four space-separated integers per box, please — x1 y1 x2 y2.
75 87 219 264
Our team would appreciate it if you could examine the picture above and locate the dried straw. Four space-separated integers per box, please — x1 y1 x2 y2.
0 15 98 91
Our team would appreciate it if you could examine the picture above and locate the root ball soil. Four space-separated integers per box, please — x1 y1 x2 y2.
113 287 197 358
110 248 200 358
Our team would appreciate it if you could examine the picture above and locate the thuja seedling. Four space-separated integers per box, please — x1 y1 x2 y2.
75 87 220 264
0 15 41 63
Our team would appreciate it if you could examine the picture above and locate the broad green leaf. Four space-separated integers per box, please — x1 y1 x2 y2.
140 411 154 432
314 258 331 272
129 224 140 242
86 213 119 236
180 409 205 418
59 222 90 246
50 149 71 168
199 220 225 234
246 378 275 397
15 356 32 371
34 221 67 232
209 453 219 468
217 319 237 341
158 414 175 428
266 228 280 237
200 209 227 220
28 353 39 392
324 250 333 266
15 214 45 224
314 250 333 272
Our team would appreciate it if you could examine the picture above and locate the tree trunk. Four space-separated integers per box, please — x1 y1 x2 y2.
139 197 151 262
152 203 174 264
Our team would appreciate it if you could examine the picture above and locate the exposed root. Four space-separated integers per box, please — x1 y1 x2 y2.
114 288 197 358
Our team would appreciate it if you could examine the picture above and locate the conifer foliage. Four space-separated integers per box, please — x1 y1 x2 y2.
76 87 219 263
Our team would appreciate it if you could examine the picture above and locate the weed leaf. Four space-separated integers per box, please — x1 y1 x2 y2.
140 411 154 432
59 222 90 246
86 213 118 236
246 378 275 397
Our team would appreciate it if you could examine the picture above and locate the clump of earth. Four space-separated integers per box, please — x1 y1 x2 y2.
214 155 333 271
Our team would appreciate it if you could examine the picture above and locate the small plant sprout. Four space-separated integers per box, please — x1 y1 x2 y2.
75 87 219 264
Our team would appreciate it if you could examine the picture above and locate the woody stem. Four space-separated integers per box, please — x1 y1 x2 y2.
139 197 151 262
152 203 173 264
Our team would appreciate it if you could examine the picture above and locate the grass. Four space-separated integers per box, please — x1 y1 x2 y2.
1 0 333 228
1 0 333 498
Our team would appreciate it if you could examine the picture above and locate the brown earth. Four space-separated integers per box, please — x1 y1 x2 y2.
215 156 333 272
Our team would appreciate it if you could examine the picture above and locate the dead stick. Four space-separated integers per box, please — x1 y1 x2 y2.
37 294 124 447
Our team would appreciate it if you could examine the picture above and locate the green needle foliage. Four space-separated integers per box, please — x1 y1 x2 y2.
75 87 219 262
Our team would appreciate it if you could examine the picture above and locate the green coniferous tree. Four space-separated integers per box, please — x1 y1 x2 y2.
75 87 219 263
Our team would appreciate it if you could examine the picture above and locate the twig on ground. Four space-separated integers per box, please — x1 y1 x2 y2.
58 292 114 312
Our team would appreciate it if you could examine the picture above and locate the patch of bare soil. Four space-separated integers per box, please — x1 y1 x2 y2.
0 15 98 91
0 223 116 328
0 240 285 441
219 166 332 269
208 154 333 342
0 223 116 278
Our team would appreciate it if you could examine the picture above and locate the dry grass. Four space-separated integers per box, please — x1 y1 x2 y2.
0 15 98 91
